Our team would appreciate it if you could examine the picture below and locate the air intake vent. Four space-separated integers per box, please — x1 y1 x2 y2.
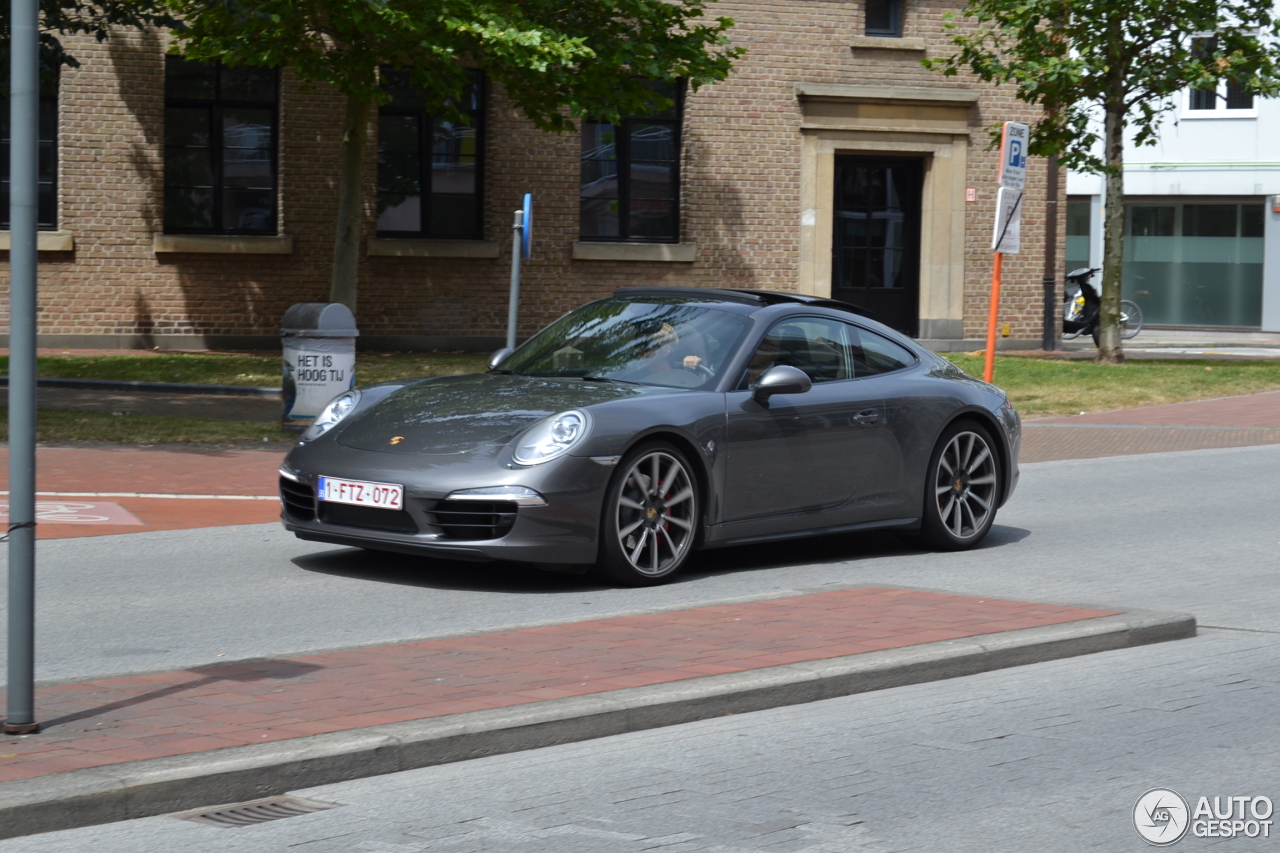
425 499 518 540
319 501 418 533
173 795 339 828
279 477 315 521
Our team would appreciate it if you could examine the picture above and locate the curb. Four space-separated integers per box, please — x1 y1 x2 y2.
0 608 1193 840
0 376 280 398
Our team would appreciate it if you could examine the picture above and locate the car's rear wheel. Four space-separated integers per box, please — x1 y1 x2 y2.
921 421 1000 550
594 441 699 585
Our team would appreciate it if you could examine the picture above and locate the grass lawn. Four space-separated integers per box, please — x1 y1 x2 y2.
0 351 490 388
0 408 295 446
3 350 1278 444
945 354 1280 417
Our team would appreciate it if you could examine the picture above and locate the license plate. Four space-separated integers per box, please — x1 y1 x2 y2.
317 476 404 510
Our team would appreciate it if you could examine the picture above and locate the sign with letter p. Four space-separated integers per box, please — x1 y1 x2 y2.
998 122 1029 190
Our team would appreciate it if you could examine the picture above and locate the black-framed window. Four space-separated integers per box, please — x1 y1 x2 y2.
1 75 58 230
865 0 902 37
376 70 484 239
164 57 278 234
580 82 682 243
1189 37 1254 111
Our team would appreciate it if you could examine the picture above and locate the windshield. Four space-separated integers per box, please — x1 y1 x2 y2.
497 298 753 390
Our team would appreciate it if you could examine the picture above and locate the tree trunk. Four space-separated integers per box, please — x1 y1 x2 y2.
1098 89 1126 363
330 92 373 315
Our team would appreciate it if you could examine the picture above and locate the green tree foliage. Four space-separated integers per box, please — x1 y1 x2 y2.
927 0 1280 361
167 0 743 315
0 0 171 88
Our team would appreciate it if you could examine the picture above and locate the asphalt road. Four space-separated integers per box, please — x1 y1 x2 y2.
2 443 1277 684
1 443 1278 850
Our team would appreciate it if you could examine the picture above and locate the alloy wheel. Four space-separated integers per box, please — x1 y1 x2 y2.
614 450 696 576
933 430 997 540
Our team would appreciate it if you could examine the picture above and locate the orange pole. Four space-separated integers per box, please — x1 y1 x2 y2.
983 251 1003 383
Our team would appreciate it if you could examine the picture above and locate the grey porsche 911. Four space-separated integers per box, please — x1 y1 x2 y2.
279 287 1020 585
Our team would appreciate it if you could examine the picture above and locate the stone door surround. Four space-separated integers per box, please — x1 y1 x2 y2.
796 83 979 342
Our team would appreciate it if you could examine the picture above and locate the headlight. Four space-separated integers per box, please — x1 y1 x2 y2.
301 389 362 441
513 410 591 465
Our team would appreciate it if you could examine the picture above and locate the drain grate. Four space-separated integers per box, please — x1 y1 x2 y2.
173 795 340 828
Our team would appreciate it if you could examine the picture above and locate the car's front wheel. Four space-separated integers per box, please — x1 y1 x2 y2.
594 441 700 585
921 421 1001 550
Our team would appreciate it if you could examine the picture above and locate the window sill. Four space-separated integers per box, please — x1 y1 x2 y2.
367 238 499 258
0 231 75 252
849 36 926 52
572 241 695 262
154 234 293 254
1181 109 1258 120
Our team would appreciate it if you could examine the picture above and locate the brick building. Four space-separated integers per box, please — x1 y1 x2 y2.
0 0 1064 352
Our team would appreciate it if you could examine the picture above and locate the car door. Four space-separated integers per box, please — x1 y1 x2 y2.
839 323 917 519
722 316 886 522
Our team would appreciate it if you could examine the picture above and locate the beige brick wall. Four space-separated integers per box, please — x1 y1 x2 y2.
0 0 1066 347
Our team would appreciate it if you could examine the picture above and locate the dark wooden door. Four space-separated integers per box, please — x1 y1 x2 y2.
831 157 923 337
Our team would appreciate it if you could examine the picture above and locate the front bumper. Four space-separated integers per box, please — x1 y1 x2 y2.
279 443 612 565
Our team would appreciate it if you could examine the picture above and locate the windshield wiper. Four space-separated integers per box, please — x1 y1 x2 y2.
582 375 641 385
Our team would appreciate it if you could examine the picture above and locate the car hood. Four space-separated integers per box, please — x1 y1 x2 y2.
335 373 655 455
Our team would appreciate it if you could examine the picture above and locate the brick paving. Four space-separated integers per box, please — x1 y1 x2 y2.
1021 425 1280 462
0 447 283 539
1021 389 1280 462
0 587 1117 783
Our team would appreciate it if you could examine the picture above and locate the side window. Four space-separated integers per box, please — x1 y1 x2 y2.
165 57 279 234
745 318 853 386
865 0 902 37
0 72 57 229
852 326 915 375
377 69 484 238
580 81 681 243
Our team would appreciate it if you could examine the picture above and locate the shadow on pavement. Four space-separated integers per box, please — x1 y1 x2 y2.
39 659 323 731
292 548 606 593
291 524 1033 593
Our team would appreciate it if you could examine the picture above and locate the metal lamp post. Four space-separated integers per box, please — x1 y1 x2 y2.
5 0 42 735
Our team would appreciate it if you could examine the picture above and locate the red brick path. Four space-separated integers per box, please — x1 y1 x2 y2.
0 447 283 539
1021 390 1280 462
0 587 1117 783
9 447 282 495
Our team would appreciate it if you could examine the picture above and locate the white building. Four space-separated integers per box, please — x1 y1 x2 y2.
1067 80 1280 332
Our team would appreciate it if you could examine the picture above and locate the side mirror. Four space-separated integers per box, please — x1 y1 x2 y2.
752 365 812 403
488 347 514 370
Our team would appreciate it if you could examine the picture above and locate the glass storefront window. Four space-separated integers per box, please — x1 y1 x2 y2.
1124 202 1263 327
1065 200 1092 271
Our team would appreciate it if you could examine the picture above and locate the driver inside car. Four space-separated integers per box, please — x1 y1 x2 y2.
643 322 707 373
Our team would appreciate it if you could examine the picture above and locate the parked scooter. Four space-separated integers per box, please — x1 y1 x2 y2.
1062 267 1143 345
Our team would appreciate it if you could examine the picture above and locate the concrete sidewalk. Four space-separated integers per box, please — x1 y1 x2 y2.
1060 327 1280 358
0 585 1192 839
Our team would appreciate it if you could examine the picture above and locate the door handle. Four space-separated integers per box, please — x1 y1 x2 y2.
854 409 880 426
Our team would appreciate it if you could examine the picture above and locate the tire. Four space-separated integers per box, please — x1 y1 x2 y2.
921 421 1001 551
1120 299 1144 339
593 441 700 585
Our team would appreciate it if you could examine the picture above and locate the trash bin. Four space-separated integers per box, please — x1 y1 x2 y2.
281 303 359 429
